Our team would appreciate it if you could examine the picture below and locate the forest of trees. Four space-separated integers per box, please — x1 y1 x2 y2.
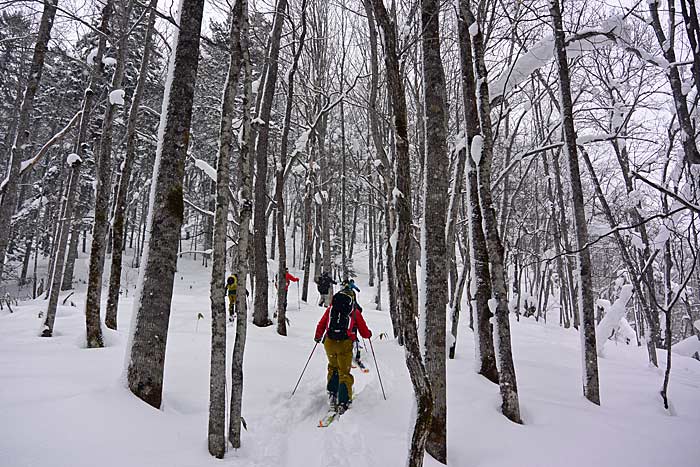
1 0 699 464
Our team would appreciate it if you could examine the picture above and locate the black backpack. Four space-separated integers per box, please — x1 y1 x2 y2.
327 291 354 340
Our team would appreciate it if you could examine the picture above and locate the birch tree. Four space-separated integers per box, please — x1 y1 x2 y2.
230 0 253 447
207 0 244 457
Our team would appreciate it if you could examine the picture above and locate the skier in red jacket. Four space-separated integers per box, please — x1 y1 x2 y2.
278 268 299 311
314 286 372 413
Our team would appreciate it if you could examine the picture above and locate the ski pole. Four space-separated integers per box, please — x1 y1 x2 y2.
291 341 318 397
368 338 387 400
297 282 300 310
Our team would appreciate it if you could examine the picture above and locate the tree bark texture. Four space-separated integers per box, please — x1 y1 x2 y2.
419 0 449 461
467 2 522 423
230 0 253 446
207 0 243 457
277 1 307 336
84 0 120 349
458 0 498 384
549 0 600 405
362 0 401 341
127 0 205 409
370 1 433 465
252 0 289 327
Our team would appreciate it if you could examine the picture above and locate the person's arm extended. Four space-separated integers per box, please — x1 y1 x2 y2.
315 307 331 340
354 310 372 339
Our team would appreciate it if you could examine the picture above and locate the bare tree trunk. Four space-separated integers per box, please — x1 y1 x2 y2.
0 0 58 281
126 0 205 408
301 151 314 302
467 2 522 423
660 239 673 409
42 158 82 337
252 0 288 327
363 0 401 339
230 0 253 446
370 1 432 464
458 0 498 384
419 0 449 460
277 1 307 336
105 0 158 330
207 0 243 457
549 0 600 405
61 216 81 291
85 0 120 349
368 175 375 287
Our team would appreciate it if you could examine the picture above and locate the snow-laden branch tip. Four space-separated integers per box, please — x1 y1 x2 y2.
191 156 217 182
109 89 125 106
184 198 214 217
595 284 634 355
66 153 82 166
470 135 483 165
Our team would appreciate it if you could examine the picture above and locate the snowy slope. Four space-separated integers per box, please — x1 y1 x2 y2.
1 250 699 467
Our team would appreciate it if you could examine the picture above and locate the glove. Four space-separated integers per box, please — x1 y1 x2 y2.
314 337 322 343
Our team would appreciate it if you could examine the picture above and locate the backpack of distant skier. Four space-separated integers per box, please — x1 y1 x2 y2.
327 291 354 340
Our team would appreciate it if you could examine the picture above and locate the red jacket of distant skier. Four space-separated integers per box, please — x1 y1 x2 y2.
315 306 372 341
285 272 299 290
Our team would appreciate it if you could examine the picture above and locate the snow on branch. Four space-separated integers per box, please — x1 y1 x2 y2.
0 111 87 198
184 198 214 217
493 142 564 188
631 171 700 214
19 110 83 178
489 16 654 102
596 284 634 355
190 156 217 182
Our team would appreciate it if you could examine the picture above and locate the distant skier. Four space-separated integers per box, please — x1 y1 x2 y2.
225 274 238 321
314 283 372 414
280 268 299 311
315 271 337 307
225 273 248 321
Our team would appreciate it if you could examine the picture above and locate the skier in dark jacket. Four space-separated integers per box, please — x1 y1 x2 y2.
314 286 371 414
314 271 337 307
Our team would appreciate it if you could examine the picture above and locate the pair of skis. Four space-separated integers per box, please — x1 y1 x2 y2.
318 401 352 427
318 409 341 427
352 359 370 373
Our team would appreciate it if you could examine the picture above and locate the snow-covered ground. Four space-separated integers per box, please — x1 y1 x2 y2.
1 247 699 467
